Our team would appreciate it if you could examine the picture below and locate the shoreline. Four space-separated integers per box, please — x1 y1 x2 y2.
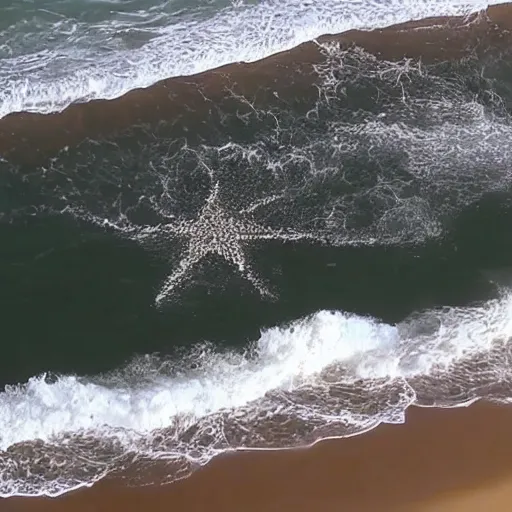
2 3 512 165
4 401 512 511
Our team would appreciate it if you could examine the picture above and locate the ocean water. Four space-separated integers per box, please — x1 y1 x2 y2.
0 0 497 118
2 0 512 500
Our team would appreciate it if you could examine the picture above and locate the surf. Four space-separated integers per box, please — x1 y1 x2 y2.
0 0 498 119
2 291 512 497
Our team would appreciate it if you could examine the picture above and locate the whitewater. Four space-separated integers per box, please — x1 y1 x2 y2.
2 290 512 496
0 0 504 119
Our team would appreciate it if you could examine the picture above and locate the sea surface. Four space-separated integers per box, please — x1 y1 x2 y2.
0 0 495 118
2 0 512 500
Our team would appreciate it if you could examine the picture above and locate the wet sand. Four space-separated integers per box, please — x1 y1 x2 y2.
2 3 512 165
3 401 512 512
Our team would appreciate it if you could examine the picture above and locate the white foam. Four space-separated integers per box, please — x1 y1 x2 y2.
0 0 503 119
2 292 512 451
356 292 512 379
0 311 390 449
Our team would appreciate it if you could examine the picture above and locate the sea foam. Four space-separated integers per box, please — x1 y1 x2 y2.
2 291 512 496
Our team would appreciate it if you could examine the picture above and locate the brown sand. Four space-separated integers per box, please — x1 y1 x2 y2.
2 3 512 165
3 401 512 512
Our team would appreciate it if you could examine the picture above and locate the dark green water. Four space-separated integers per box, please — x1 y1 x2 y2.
2 200 510 386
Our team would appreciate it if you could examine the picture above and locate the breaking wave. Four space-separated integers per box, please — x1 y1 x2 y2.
2 290 512 496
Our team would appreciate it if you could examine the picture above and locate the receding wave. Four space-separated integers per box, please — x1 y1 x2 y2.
0 0 496 118
1 291 512 497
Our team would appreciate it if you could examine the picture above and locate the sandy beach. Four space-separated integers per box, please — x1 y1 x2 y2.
2 401 512 512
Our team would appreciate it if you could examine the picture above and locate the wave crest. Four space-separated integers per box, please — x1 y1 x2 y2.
2 291 512 496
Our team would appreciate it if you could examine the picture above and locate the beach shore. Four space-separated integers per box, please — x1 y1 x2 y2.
3 401 512 512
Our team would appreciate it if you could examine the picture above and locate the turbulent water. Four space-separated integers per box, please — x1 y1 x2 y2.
0 0 497 118
2 0 512 500
2 296 512 496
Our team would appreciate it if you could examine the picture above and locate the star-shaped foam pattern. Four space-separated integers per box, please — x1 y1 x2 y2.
87 161 322 305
